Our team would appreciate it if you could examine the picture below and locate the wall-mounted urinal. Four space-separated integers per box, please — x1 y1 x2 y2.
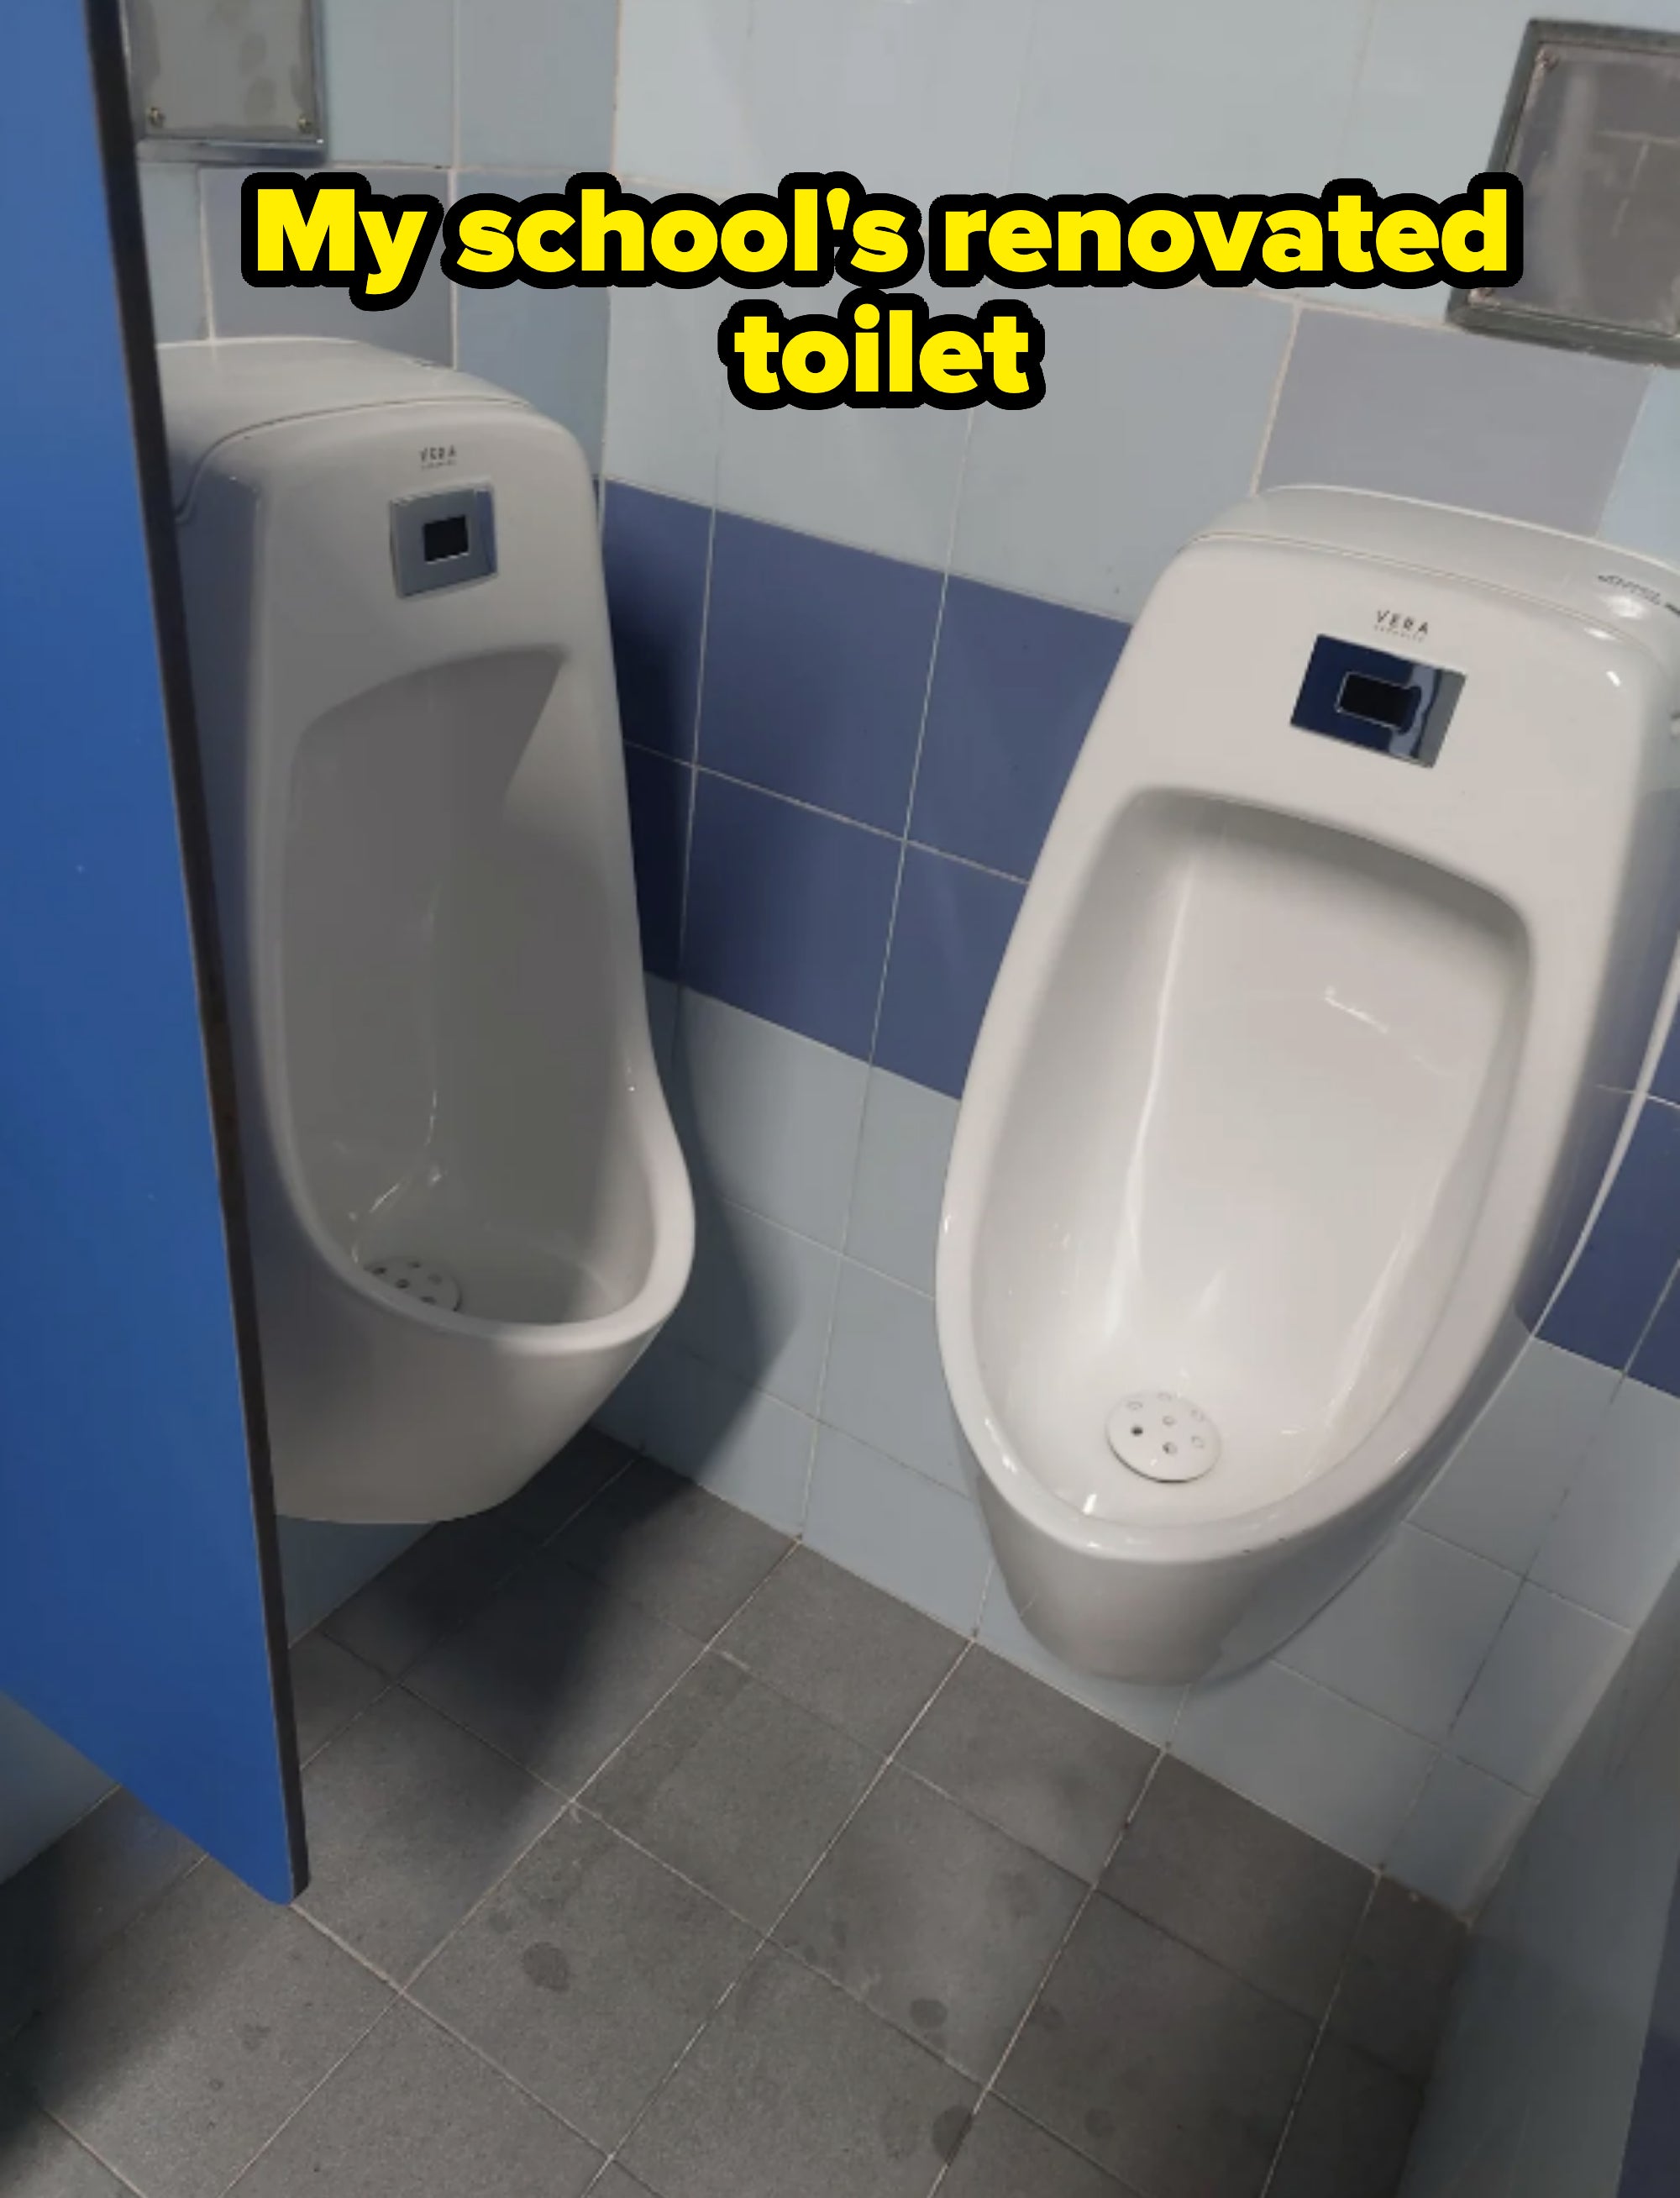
938 488 1680 1684
160 338 693 1522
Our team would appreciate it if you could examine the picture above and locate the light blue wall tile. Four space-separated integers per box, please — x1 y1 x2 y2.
630 1344 816 1533
454 173 611 465
1530 1380 1680 1629
0 1696 112 1885
457 0 617 170
1412 1340 1620 1575
1601 373 1680 569
674 991 869 1249
325 0 453 165
605 284 729 505
1386 1754 1535 1915
978 1574 1186 1748
820 1262 964 1492
666 1193 839 1413
1174 1660 1435 1868
1278 1527 1520 1743
616 0 758 195
276 1518 425 1639
1014 0 1374 198
1259 310 1649 534
138 164 205 341
953 286 1294 621
742 0 1032 206
202 166 453 360
1448 1585 1630 1794
845 1068 958 1296
806 1426 992 1632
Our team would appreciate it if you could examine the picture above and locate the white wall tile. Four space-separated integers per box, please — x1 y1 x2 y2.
1449 1586 1630 1795
1413 1340 1620 1575
1279 1528 1520 1743
604 282 729 506
138 165 206 343
953 285 1294 621
716 278 970 571
325 0 453 165
454 186 611 463
1174 1660 1434 1868
979 1571 1185 1747
820 1263 963 1492
1386 1754 1536 1916
615 0 758 195
741 0 1032 207
1601 372 1680 568
845 1068 958 1296
457 0 617 170
1530 1380 1680 1629
1014 0 1373 198
674 991 868 1249
666 1193 839 1413
806 1427 991 1632
630 1344 816 1533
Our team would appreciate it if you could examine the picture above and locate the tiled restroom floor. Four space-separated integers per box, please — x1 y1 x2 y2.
0 1433 1462 2198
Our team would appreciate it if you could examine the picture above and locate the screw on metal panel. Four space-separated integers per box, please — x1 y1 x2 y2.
146 104 165 126
297 113 312 132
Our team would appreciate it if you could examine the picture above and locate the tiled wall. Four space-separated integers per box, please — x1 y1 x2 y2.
597 0 1680 1914
132 0 617 469
1402 1504 1680 2198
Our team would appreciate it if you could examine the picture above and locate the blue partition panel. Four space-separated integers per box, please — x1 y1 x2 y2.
0 3 302 1898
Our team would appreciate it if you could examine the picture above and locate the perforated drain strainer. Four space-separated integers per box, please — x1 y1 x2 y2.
363 1255 463 1312
1105 1392 1221 1482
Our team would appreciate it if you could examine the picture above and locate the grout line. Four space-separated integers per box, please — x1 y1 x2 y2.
207 1990 393 2195
1255 1871 1384 2198
34 2109 150 2197
673 507 718 970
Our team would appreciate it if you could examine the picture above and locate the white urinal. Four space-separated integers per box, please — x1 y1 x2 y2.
938 488 1680 1684
160 338 693 1523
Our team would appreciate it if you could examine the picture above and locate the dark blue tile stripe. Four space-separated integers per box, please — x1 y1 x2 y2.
606 484 1680 1383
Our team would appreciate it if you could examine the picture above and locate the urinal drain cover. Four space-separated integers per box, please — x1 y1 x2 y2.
363 1255 463 1312
1105 1393 1221 1482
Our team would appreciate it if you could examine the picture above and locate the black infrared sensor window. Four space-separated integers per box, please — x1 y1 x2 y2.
1291 635 1464 766
423 513 471 562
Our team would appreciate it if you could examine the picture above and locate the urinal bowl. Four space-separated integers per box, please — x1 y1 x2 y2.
938 490 1680 1685
164 341 694 1522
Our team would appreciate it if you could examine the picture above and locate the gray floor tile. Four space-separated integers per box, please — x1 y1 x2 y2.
591 2171 661 2198
554 1459 790 1638
939 2097 1138 2197
322 1516 533 1676
0 2087 129 2195
407 1552 704 1790
1101 1756 1372 2019
412 1808 758 2148
900 1648 1156 1880
997 1894 1315 2198
585 1654 877 1927
492 1428 636 1542
1266 2036 1420 2198
0 1790 201 2043
777 1767 1082 2079
620 1948 975 2198
1328 1879 1465 2083
9 1861 390 2198
296 1689 562 1980
717 1545 963 1752
226 2002 601 2198
291 1632 386 1763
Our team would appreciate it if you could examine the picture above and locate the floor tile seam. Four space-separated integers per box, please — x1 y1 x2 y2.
581 1636 988 2182
883 1752 1117 1892
295 1674 398 1773
1252 1872 1387 2198
926 1738 1178 2192
29 2105 150 2198
0 1847 215 2053
396 1534 806 1987
386 1990 609 2162
202 1990 393 2198
564 1798 775 1942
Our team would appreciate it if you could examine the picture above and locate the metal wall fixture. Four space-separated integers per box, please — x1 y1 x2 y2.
124 0 324 159
1452 18 1680 364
